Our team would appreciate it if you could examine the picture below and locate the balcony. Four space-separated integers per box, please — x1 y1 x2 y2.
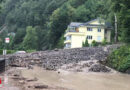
64 35 71 44
64 43 71 49
66 28 79 33
65 28 80 36
64 40 71 44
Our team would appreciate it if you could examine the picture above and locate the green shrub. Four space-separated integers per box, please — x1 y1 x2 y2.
91 40 98 47
0 49 3 55
7 50 12 54
101 39 107 46
56 35 65 49
26 50 36 53
0 50 17 55
82 39 89 47
107 45 130 72
7 50 16 54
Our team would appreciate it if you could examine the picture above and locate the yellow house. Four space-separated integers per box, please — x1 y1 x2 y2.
64 19 111 49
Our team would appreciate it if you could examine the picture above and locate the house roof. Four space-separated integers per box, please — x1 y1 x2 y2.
69 22 83 27
69 19 103 27
82 24 104 27
85 19 99 24
68 18 112 29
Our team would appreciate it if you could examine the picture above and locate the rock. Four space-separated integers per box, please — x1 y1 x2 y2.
89 64 111 72
19 80 26 84
12 76 26 80
13 74 20 77
76 69 83 72
28 65 33 69
82 63 90 68
34 83 48 89
89 62 94 65
54 48 59 51
26 77 38 82
12 77 21 80
58 71 60 74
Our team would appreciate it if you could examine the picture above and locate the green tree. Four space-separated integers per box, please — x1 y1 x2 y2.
111 0 130 43
74 5 90 22
82 39 89 47
92 40 98 47
101 39 107 46
107 45 130 72
1 0 129 50
56 35 65 49
48 3 75 49
23 26 38 50
34 26 46 50
0 0 67 50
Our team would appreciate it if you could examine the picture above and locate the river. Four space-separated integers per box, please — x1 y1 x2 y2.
21 67 130 90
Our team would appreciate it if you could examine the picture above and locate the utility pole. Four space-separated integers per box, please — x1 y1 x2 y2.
114 13 118 43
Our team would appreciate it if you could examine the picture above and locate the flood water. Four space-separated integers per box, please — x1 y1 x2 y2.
21 67 130 90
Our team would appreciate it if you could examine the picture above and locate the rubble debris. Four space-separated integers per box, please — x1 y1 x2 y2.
89 64 111 72
34 83 48 89
1 44 121 73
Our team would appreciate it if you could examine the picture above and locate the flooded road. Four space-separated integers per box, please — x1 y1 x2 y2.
21 67 130 90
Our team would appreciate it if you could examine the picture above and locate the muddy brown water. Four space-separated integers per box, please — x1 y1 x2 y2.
21 67 130 90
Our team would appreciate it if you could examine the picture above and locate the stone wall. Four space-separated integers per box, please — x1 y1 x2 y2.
1 44 121 70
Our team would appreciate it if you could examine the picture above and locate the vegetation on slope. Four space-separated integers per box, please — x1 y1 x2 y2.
0 0 114 50
0 0 129 51
106 0 130 73
107 45 130 72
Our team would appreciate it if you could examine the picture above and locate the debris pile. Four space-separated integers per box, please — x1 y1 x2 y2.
4 44 121 72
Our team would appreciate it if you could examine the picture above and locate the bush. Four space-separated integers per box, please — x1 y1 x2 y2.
107 45 130 72
56 35 65 49
7 50 12 54
0 50 16 55
82 39 89 47
0 49 3 55
101 39 107 46
7 50 16 54
91 40 98 46
26 50 36 53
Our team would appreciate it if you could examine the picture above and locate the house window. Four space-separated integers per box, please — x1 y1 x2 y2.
69 27 76 32
87 27 93 31
97 36 102 41
98 28 101 32
66 43 71 48
66 35 71 40
87 35 93 40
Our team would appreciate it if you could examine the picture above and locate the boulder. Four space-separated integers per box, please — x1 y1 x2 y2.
34 83 48 89
19 80 26 84
26 77 38 82
89 64 111 72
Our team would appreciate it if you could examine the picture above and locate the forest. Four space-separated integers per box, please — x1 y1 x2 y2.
0 0 129 50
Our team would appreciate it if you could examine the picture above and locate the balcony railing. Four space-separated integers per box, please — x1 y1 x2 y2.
66 28 79 33
64 39 71 44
